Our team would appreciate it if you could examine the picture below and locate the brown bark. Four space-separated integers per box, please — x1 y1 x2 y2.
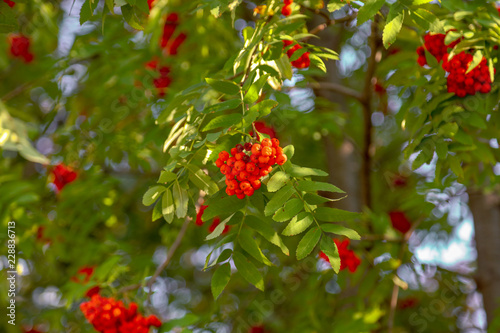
468 190 500 324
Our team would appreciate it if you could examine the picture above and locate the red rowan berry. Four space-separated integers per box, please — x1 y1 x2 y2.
231 147 238 156
245 163 255 173
235 152 244 161
227 157 236 167
244 142 252 151
226 187 235 195
261 146 273 157
220 164 228 174
271 138 280 147
215 158 224 168
251 144 262 155
242 154 251 163
235 189 243 194
236 144 244 152
276 147 284 155
276 154 287 165
252 168 261 176
268 157 276 165
281 5 292 16
228 180 239 191
234 160 246 171
259 156 270 164
250 179 261 190
244 187 255 196
261 138 272 147
226 173 235 180
240 181 251 190
239 171 249 180
232 167 239 175
260 169 270 177
219 151 229 161
236 193 246 199
250 154 260 163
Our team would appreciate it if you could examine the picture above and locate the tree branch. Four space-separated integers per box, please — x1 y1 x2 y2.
308 82 364 102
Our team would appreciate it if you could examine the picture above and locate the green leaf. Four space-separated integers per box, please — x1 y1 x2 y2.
211 263 231 300
173 180 188 218
272 198 304 222
320 237 340 273
250 99 278 118
275 55 293 80
243 75 268 104
245 216 289 255
206 78 241 95
264 184 295 216
162 188 175 223
105 0 114 12
314 207 360 222
158 171 177 184
204 100 242 114
233 252 264 291
135 0 149 14
203 195 246 221
142 186 166 206
383 8 404 48
296 227 322 260
121 5 144 30
321 224 360 240
80 0 99 25
206 215 233 240
152 200 163 221
239 229 273 266
203 114 242 132
357 0 386 26
288 165 328 177
186 164 219 195
327 2 345 12
296 181 344 194
267 171 289 192
410 8 445 34
466 50 483 74
282 212 314 236
0 2 18 33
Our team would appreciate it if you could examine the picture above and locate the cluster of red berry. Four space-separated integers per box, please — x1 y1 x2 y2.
80 295 161 333
281 0 293 16
3 0 15 7
389 211 411 234
249 325 266 333
52 164 78 191
319 239 361 273
143 7 187 97
196 204 230 234
416 33 460 66
8 34 34 63
215 138 287 199
71 266 101 298
283 40 310 69
442 52 493 97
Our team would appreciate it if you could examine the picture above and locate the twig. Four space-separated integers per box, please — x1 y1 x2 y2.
308 82 364 102
146 216 191 301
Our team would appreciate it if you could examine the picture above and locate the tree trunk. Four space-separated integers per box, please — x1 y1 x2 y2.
468 190 500 324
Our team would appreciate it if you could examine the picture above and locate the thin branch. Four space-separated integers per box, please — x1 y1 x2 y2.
148 216 191 291
118 217 191 296
308 82 364 102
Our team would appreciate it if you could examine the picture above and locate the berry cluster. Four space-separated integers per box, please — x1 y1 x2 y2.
281 0 293 16
145 59 171 97
143 12 187 97
71 266 101 298
52 164 78 191
416 33 460 66
319 239 361 273
442 52 493 97
215 138 287 199
283 40 310 69
3 0 15 7
80 295 161 333
389 211 411 234
8 34 34 63
196 204 230 234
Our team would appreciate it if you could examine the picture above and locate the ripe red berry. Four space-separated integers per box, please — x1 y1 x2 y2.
242 154 251 163
239 171 249 180
234 160 246 171
231 147 238 156
228 180 239 191
227 157 236 167
271 138 280 147
251 144 262 155
260 169 270 177
261 138 272 147
281 4 292 16
261 146 273 157
259 156 270 164
240 181 251 191
236 144 244 152
276 154 287 165
235 152 244 161
244 142 252 151
236 193 246 199
250 154 260 163
220 164 229 174
244 187 255 196
219 151 229 161
246 163 256 173
215 158 224 168
226 188 235 196
250 179 261 190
